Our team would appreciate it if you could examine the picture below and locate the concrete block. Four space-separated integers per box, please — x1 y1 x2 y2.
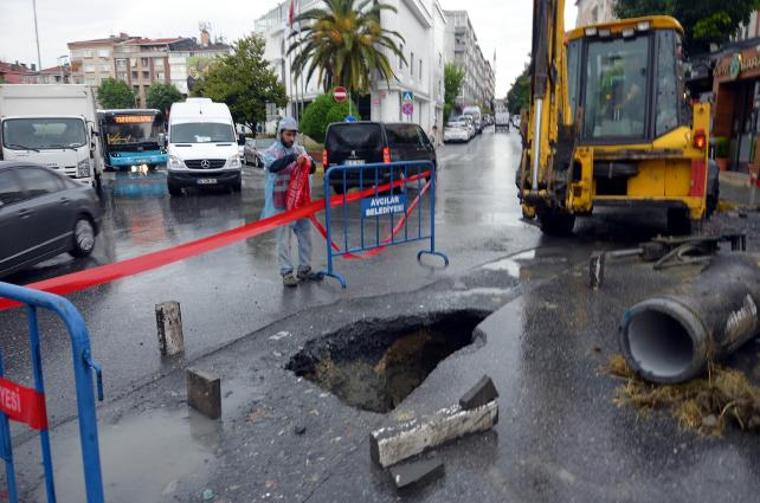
389 457 445 491
186 368 221 420
156 301 184 356
370 400 498 468
459 375 499 410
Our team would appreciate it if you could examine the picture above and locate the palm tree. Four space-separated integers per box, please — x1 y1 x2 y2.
287 0 406 94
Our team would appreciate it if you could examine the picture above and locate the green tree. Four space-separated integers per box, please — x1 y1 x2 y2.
300 93 361 143
506 65 530 115
444 63 465 121
97 78 136 108
146 82 183 116
287 0 406 94
615 0 760 55
193 34 287 132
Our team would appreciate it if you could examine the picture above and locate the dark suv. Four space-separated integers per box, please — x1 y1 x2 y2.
322 122 436 194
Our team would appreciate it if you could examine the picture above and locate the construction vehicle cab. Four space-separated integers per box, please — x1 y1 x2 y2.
519 9 715 235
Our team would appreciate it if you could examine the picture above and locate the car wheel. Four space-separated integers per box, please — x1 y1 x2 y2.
70 217 96 258
168 183 183 197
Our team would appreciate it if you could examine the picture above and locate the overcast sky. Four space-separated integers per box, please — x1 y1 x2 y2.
1 0 577 97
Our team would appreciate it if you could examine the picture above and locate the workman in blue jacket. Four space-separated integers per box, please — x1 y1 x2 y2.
261 117 317 287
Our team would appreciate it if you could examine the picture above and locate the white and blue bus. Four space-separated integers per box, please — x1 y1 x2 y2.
98 109 167 171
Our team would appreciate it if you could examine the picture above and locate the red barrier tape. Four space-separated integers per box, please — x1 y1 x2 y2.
0 377 48 430
309 177 432 260
0 172 430 311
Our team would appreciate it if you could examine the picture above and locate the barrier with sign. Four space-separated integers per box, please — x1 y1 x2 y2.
0 282 105 503
320 160 449 288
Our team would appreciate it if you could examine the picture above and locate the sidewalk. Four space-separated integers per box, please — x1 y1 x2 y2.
719 171 760 208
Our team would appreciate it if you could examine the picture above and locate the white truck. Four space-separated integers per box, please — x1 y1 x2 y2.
0 84 102 188
165 98 241 196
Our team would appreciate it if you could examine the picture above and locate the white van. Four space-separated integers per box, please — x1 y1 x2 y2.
165 98 241 195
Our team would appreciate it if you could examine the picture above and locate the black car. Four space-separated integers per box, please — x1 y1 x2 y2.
322 122 437 193
0 161 102 278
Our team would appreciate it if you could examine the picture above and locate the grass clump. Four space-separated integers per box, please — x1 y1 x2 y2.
606 354 760 436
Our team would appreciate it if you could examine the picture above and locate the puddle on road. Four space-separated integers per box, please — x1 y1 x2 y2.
32 407 220 502
286 310 488 413
482 250 569 280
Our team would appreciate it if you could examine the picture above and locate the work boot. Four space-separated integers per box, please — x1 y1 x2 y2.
297 266 323 281
282 272 299 287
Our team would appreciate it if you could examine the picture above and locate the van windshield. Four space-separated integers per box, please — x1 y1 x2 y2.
171 122 234 143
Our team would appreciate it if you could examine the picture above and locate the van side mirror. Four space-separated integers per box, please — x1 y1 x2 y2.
159 133 167 148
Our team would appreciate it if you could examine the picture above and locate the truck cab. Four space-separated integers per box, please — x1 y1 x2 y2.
0 85 102 188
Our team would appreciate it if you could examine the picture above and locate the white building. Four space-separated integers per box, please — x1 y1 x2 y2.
444 10 495 113
575 0 617 27
734 11 760 41
254 0 448 133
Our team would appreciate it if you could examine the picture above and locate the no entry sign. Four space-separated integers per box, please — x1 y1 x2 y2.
0 377 48 430
334 86 348 103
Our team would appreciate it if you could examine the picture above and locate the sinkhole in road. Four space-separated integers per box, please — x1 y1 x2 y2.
286 310 488 413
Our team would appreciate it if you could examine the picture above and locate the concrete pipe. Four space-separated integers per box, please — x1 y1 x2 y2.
620 255 760 384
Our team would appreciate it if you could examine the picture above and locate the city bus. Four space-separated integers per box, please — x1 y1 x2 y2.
98 109 167 171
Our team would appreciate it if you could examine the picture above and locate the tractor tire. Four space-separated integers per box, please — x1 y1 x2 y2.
539 210 576 236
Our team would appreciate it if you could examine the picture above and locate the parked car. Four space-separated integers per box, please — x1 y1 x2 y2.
322 121 436 194
0 161 102 278
243 138 276 168
443 120 471 143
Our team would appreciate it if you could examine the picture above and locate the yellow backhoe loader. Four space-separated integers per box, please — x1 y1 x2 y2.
519 0 717 235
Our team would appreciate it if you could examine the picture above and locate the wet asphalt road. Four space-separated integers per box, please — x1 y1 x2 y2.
7 127 756 501
2 128 546 424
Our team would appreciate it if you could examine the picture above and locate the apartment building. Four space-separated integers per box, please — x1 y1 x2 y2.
575 0 617 27
444 10 495 113
255 0 449 133
68 33 136 86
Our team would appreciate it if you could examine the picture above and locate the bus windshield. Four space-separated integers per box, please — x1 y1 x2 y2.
102 112 163 151
2 118 87 150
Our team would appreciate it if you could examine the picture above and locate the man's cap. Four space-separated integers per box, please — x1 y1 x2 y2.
278 117 299 133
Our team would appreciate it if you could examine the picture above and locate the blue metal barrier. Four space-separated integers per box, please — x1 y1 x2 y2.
321 160 449 288
0 282 105 503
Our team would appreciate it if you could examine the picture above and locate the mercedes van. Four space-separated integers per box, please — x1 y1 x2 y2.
165 98 241 196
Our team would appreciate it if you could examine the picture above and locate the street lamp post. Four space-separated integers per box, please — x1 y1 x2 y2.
32 0 42 73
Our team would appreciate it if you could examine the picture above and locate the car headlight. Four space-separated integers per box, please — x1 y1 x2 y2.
77 159 91 177
227 155 241 169
167 155 185 170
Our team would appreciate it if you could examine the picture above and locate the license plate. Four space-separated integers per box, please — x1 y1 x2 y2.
345 159 365 165
197 178 218 185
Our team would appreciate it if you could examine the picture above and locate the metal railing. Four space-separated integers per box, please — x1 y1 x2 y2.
321 160 449 288
0 282 104 503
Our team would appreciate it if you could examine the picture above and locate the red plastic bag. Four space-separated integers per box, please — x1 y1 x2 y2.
286 157 311 211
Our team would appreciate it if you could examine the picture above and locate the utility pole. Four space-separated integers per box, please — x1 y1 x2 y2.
32 0 42 72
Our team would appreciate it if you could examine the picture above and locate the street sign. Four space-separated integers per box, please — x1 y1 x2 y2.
361 194 407 218
334 86 348 103
402 91 414 102
402 101 414 116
